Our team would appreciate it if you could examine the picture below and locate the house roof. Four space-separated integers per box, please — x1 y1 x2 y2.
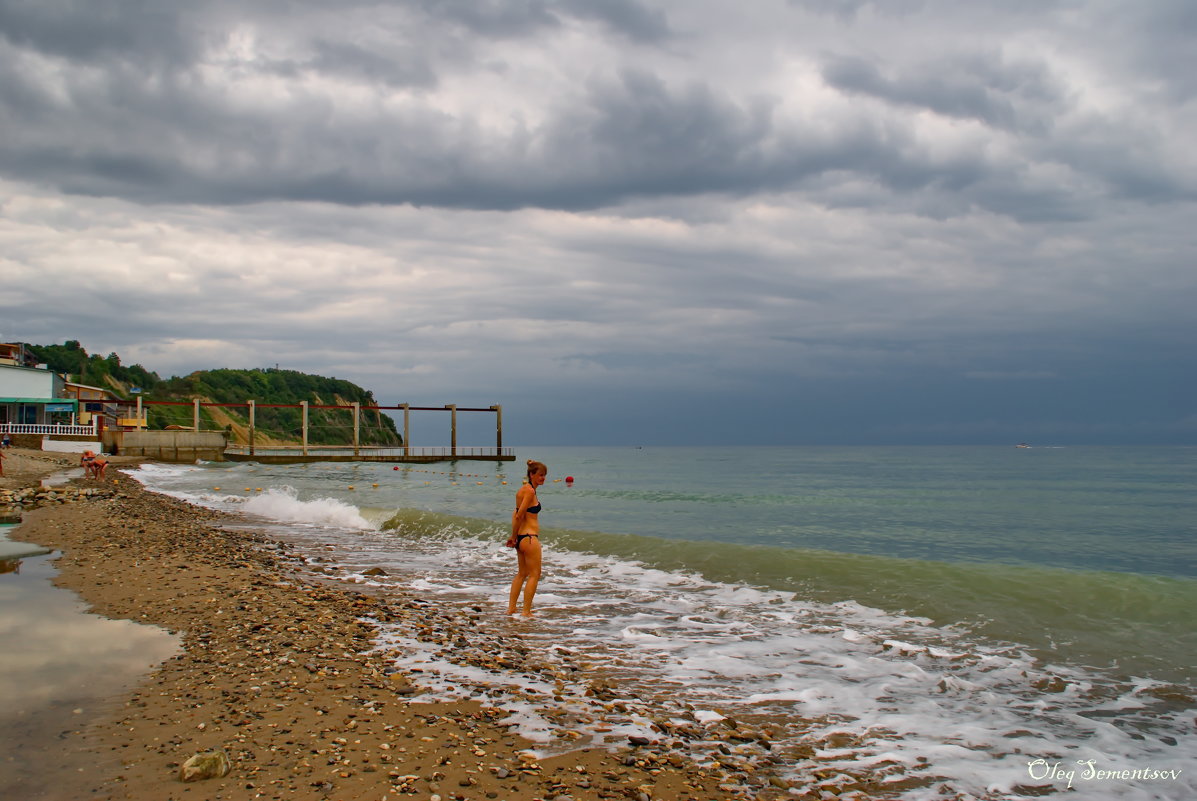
0 397 78 407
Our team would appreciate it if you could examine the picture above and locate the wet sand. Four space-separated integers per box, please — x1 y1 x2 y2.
0 452 807 801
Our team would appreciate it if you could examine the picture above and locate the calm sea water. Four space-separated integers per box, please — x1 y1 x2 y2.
131 445 1196 800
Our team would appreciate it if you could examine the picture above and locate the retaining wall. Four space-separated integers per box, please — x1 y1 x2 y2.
105 430 228 462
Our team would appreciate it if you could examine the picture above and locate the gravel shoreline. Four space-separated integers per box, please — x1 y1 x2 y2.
4 455 809 801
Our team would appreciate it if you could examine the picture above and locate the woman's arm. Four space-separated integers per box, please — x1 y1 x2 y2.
508 486 534 545
511 486 535 534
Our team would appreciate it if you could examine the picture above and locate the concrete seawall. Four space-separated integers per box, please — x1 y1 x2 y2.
104 430 228 462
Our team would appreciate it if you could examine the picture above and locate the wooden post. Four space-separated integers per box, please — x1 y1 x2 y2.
136 395 143 427
248 399 256 456
402 404 410 456
492 404 503 456
301 400 309 456
353 402 360 457
193 398 200 431
447 404 457 457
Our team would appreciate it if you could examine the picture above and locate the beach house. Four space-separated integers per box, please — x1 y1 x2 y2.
0 343 98 449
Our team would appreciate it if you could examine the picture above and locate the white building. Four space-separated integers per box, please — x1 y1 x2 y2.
0 344 93 438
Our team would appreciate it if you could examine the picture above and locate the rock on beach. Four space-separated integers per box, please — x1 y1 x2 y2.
178 749 231 782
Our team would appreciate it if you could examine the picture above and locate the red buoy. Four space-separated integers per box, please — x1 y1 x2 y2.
393 466 399 470
566 476 574 483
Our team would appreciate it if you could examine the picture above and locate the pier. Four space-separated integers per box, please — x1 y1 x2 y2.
110 400 514 463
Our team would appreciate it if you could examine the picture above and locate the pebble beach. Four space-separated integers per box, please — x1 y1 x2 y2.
1 452 821 801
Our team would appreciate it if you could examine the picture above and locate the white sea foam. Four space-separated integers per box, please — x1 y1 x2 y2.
310 525 1195 800
128 462 196 482
129 465 373 530
129 463 1196 801
241 487 372 530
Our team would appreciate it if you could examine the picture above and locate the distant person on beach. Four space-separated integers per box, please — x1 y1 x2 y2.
92 455 109 480
506 459 547 617
1 432 10 449
80 450 96 478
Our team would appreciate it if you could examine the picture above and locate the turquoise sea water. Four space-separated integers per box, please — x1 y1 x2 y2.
131 445 1196 800
533 446 1197 682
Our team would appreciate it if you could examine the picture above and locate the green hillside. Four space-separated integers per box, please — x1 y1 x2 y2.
24 340 161 393
25 341 402 446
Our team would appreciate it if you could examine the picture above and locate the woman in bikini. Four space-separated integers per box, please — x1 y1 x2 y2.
506 459 547 617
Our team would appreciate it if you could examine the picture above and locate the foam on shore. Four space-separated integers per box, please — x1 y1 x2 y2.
127 463 1197 800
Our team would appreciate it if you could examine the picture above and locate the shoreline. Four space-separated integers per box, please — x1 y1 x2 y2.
2 454 809 801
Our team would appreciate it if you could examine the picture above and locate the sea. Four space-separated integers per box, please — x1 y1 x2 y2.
127 445 1195 800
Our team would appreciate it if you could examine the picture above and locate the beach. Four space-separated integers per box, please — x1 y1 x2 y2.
3 446 1192 801
0 453 807 801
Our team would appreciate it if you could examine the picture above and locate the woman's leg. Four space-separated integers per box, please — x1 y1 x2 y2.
518 538 542 616
508 546 528 615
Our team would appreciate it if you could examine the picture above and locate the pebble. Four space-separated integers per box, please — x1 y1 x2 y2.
0 485 113 509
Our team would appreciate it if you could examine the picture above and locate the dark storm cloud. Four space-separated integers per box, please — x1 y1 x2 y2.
413 0 561 38
1099 0 1197 102
0 49 1093 224
820 52 1062 132
1 0 1190 221
0 0 197 66
415 0 669 42
789 0 927 22
0 0 1093 219
0 60 777 209
560 0 670 43
0 0 678 208
301 40 439 89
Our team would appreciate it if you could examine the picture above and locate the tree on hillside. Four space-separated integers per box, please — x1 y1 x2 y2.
24 341 162 392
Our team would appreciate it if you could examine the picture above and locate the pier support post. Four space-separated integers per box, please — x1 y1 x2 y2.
492 404 502 456
301 401 309 456
447 404 457 457
401 404 410 456
136 395 143 427
353 402 360 457
193 398 200 432
248 399 256 456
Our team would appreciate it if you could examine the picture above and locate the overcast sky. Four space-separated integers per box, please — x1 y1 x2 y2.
2 0 1194 445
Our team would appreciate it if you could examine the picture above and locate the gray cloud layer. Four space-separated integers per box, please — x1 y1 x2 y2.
2 0 1194 443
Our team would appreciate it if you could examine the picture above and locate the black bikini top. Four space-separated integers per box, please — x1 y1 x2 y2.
525 490 541 515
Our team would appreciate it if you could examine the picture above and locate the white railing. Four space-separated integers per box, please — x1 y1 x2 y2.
0 422 98 436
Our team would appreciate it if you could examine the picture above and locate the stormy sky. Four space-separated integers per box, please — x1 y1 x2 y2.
2 0 1194 445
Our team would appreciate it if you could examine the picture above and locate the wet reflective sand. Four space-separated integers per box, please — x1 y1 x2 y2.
0 534 179 801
